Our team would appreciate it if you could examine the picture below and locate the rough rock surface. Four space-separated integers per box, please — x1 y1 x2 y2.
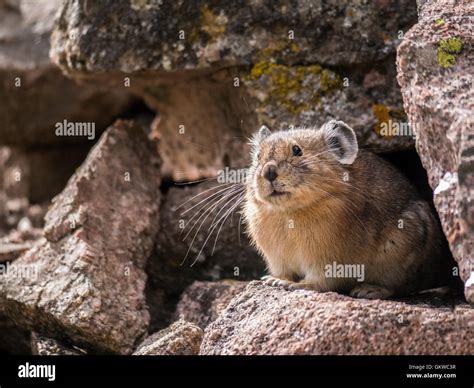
0 120 161 354
134 319 203 356
200 282 474 355
146 181 264 330
396 0 474 302
0 0 133 146
174 280 247 329
31 333 85 356
51 0 416 71
50 0 418 180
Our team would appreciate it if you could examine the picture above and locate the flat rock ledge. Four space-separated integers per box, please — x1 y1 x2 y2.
200 282 473 355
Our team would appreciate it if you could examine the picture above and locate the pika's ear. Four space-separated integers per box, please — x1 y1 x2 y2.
251 125 272 146
257 125 271 142
321 120 358 165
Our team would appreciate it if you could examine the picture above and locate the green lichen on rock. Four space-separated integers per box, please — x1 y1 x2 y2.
245 62 341 114
320 69 341 92
434 19 445 27
258 39 301 62
437 37 463 68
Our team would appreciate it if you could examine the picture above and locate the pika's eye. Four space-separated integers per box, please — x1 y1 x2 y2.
292 145 302 156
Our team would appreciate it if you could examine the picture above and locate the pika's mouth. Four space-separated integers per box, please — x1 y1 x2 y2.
269 189 288 197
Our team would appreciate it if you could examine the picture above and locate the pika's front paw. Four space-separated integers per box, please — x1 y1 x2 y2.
350 284 393 300
287 281 318 291
261 275 294 289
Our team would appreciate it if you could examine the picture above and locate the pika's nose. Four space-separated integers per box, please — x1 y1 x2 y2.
262 163 278 182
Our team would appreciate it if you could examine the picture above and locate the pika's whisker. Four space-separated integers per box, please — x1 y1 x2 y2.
237 210 244 246
174 176 218 186
190 192 245 266
209 187 245 229
210 194 245 256
178 185 239 240
175 182 232 211
180 183 238 215
180 187 244 265
182 185 243 241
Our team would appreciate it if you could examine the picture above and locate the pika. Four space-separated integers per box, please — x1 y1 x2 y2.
243 120 452 299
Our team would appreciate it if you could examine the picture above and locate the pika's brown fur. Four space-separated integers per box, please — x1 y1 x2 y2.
243 121 453 299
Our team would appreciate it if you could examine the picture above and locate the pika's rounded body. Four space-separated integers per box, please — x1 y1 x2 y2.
244 121 452 299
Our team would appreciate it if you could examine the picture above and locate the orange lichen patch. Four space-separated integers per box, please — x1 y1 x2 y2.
372 104 391 137
200 5 227 39
373 104 408 138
